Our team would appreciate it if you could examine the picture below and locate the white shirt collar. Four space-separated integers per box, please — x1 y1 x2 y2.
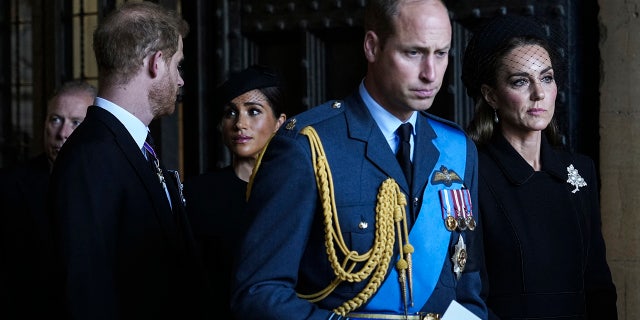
94 97 150 150
359 80 416 152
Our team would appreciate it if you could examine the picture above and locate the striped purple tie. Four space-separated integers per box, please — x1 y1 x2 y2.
143 134 164 185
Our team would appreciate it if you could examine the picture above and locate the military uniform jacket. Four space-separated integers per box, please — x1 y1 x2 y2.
230 92 486 320
47 106 207 320
478 133 617 319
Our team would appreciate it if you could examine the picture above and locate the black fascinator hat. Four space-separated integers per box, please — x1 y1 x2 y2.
461 14 564 102
215 64 281 108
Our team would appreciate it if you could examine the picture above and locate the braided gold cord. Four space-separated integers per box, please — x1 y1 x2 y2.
295 126 411 316
246 133 276 201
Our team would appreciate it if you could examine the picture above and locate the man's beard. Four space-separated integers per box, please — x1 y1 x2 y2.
149 73 177 117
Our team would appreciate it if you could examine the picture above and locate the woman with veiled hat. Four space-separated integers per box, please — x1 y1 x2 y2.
462 14 618 319
182 65 286 319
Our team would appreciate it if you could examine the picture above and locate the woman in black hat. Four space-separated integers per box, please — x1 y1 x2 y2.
462 15 618 319
183 65 286 319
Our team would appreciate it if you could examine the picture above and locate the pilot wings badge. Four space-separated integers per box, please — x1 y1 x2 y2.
431 165 463 187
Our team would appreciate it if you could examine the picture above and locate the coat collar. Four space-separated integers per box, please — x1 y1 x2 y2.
484 133 567 185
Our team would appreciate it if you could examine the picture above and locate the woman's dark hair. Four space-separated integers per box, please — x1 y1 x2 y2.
256 86 285 119
462 15 564 147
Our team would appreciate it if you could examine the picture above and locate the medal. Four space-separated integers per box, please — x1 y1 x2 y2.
439 189 457 231
440 188 477 232
462 188 476 231
452 234 467 280
445 215 457 231
457 216 467 230
452 189 467 231
153 160 166 185
465 216 476 231
167 169 186 206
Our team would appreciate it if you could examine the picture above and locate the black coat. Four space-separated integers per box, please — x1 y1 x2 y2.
478 133 617 319
0 153 55 319
47 106 207 320
183 165 249 320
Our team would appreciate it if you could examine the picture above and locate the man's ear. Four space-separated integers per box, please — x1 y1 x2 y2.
364 31 379 63
481 84 497 108
147 51 164 78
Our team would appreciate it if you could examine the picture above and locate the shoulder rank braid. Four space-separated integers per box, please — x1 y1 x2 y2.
247 125 415 316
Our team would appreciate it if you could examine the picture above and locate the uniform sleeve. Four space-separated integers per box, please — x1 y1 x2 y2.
230 133 335 320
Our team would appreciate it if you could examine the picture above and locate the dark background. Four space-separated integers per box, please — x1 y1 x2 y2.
0 0 600 180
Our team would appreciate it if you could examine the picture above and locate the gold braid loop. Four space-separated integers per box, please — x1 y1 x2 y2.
295 126 412 316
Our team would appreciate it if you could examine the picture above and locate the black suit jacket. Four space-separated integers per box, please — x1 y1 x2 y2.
0 153 55 319
47 106 206 320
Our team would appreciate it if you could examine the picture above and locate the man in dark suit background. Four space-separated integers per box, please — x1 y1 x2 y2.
47 2 206 319
0 80 96 319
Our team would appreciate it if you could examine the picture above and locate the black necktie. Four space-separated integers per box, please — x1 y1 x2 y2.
396 123 413 185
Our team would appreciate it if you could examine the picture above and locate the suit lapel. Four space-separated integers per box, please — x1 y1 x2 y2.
89 107 178 236
412 115 439 198
342 95 442 197
344 94 411 194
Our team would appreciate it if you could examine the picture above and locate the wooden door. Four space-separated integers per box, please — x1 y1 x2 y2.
181 0 600 177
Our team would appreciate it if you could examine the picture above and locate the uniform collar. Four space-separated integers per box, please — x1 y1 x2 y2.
359 81 417 151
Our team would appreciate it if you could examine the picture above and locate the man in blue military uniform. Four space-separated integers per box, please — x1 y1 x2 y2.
230 0 487 319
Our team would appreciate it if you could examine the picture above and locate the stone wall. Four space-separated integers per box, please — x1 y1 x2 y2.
599 1 640 318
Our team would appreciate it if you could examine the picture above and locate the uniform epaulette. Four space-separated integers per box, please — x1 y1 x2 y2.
279 100 345 137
